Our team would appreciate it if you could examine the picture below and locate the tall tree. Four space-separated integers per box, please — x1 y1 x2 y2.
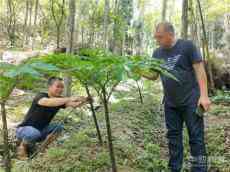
168 0 175 22
110 0 120 54
32 0 39 49
50 0 66 48
103 0 110 49
0 101 11 172
28 0 33 46
196 0 215 90
6 0 17 47
88 0 100 48
118 0 133 55
161 0 168 21
135 1 144 55
23 0 29 47
102 0 117 172
189 0 199 45
64 0 76 96
22 0 33 48
181 0 189 39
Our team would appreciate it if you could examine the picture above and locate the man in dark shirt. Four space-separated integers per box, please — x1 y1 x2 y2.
143 22 211 172
16 77 90 159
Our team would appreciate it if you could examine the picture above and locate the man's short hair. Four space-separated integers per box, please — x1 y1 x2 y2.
156 22 175 35
48 77 63 86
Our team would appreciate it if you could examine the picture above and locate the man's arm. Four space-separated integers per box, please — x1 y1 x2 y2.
38 96 84 107
193 62 211 111
142 50 160 81
65 97 90 108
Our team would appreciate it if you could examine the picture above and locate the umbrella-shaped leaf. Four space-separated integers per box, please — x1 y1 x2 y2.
29 62 60 72
0 62 15 71
4 65 42 78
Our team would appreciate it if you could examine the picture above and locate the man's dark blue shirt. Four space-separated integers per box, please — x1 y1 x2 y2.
153 39 202 107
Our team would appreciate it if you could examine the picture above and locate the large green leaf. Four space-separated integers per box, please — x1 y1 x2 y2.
0 62 15 71
0 61 58 101
40 49 178 100
126 55 178 82
29 62 60 72
4 65 42 78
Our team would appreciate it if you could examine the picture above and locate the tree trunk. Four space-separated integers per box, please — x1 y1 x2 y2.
57 27 60 49
196 0 215 90
28 0 33 48
102 87 117 172
81 26 84 48
66 0 75 53
32 0 39 49
136 80 143 104
85 84 103 145
168 0 175 22
64 0 76 96
111 0 121 54
189 0 199 45
6 0 16 47
103 0 110 49
33 0 39 30
23 0 29 48
0 102 11 172
51 0 65 49
161 0 168 21
181 0 189 39
63 76 72 97
135 3 144 56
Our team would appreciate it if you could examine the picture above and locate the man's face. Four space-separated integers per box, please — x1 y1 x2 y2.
48 80 64 97
154 26 174 48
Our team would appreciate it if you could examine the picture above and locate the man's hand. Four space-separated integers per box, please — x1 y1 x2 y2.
81 97 92 102
66 101 84 108
66 96 91 108
69 96 85 102
134 68 159 81
142 71 159 81
77 96 92 103
198 96 211 112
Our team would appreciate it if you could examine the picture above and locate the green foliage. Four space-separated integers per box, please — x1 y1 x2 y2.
63 132 92 150
0 62 16 100
16 77 42 90
205 0 230 22
42 48 177 91
0 76 15 101
136 143 168 171
41 53 77 70
212 90 230 104
47 148 68 159
50 0 66 21
40 49 177 172
127 55 178 81
4 64 41 78
0 61 59 102
41 49 125 92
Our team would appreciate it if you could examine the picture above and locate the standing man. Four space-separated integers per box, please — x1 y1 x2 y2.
16 77 90 159
144 22 211 172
